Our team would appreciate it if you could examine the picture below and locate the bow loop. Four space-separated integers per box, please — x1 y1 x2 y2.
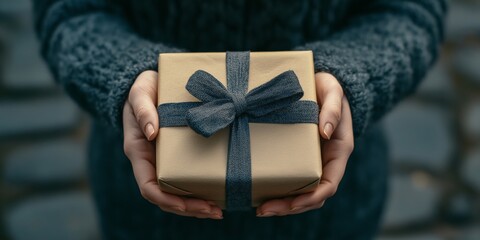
245 70 304 117
185 99 236 137
186 70 230 102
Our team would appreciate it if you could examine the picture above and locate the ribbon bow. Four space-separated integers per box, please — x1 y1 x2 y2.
185 69 304 137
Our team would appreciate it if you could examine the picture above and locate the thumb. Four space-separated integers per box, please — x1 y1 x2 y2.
128 70 159 141
315 72 343 140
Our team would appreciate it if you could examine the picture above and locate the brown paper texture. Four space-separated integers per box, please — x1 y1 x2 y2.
157 51 322 209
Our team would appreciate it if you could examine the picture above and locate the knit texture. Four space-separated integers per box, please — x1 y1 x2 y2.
32 0 446 239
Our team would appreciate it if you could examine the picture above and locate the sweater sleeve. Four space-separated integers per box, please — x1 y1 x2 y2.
296 0 447 138
32 0 183 131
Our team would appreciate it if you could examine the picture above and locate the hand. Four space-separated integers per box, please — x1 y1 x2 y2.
256 72 354 217
123 70 223 219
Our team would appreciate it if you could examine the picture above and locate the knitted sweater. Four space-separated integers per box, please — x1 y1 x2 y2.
32 0 446 239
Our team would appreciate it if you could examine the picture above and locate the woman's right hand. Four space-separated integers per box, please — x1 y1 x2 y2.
122 70 223 219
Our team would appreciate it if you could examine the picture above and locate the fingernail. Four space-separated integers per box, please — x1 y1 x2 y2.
323 122 333 139
290 206 305 212
211 214 223 219
211 209 223 216
173 206 185 212
257 211 276 217
199 209 211 214
145 123 154 140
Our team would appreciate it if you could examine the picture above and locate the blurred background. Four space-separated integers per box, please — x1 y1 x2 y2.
0 0 479 239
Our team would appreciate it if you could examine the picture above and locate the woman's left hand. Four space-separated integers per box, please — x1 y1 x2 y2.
256 72 354 217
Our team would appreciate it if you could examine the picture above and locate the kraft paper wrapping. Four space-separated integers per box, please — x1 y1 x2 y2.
156 51 322 209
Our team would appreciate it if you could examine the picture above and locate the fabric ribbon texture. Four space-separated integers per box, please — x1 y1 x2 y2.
158 51 319 211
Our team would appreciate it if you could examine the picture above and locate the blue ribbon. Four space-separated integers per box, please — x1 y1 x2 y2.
158 51 319 211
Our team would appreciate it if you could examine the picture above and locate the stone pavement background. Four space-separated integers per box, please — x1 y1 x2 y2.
0 0 479 239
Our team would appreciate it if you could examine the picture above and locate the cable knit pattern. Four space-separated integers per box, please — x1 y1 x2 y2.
32 0 446 239
297 0 447 136
33 0 183 129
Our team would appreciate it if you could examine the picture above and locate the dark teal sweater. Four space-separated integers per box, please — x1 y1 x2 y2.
32 0 446 239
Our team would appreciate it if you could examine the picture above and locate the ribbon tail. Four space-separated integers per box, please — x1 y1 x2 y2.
225 115 252 211
249 101 319 124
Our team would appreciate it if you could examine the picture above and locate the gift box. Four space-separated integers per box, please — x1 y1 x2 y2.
156 51 322 211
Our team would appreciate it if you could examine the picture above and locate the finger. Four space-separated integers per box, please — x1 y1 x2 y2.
158 206 192 217
130 150 187 212
123 103 186 211
315 72 343 139
123 101 156 165
288 201 324 215
158 196 223 219
289 181 337 210
160 204 221 219
123 102 156 162
291 97 353 209
207 200 218 206
330 97 354 143
128 70 159 141
256 196 295 217
184 198 223 219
